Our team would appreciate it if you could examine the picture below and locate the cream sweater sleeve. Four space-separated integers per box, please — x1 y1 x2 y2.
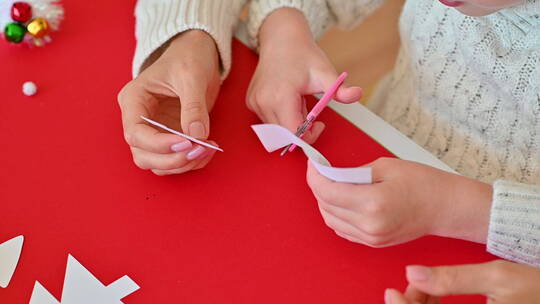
246 0 385 49
488 180 540 266
133 0 246 78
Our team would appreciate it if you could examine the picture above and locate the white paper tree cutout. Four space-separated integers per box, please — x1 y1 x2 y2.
29 254 139 304
0 235 24 288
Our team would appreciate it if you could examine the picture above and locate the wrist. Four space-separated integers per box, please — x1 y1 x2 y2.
140 30 218 72
432 174 493 243
167 30 219 63
167 30 220 73
259 8 316 54
169 29 215 49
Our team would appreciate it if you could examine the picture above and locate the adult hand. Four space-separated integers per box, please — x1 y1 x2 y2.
386 260 540 304
118 30 221 175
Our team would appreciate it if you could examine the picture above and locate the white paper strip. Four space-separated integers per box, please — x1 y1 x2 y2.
328 101 457 174
0 235 24 288
251 124 372 184
141 116 223 152
29 254 139 304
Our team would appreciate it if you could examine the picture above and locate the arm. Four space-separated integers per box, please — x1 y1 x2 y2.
306 157 540 267
133 0 247 78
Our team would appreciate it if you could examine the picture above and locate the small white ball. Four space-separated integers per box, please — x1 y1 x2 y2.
22 81 38 96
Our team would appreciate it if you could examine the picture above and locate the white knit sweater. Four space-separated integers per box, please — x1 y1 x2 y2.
133 0 540 266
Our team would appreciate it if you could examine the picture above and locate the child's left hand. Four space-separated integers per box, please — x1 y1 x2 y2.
306 158 493 247
386 260 540 304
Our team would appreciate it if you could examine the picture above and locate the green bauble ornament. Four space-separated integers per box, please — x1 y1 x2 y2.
4 23 27 43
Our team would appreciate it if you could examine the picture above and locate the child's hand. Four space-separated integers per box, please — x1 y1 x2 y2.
247 8 363 144
306 158 493 247
386 260 540 304
118 30 221 175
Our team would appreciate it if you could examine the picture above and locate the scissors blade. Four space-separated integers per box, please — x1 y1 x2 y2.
279 118 313 156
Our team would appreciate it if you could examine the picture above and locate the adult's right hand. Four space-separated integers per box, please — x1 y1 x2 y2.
118 30 221 175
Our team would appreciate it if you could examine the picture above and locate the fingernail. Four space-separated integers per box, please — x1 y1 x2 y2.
406 265 431 282
205 149 217 158
196 149 216 161
384 289 392 304
187 146 206 160
189 121 206 139
171 141 192 152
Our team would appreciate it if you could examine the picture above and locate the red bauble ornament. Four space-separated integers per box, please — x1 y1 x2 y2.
11 2 33 23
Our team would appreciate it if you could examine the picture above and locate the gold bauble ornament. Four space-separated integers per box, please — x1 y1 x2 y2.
27 18 50 38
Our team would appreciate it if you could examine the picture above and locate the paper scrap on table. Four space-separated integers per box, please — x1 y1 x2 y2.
0 235 24 288
29 254 139 304
251 124 372 184
141 116 223 152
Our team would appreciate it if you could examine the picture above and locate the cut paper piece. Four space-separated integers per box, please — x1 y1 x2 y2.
0 235 24 288
29 254 139 304
251 124 372 184
141 116 223 152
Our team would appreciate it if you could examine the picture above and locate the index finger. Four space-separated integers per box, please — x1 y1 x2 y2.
406 262 505 297
306 161 376 209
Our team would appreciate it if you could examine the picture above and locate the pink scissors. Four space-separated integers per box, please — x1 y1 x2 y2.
280 72 348 156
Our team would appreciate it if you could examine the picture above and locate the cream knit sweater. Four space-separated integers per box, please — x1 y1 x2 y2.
132 0 540 266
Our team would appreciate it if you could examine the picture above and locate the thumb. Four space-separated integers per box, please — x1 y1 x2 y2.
316 71 363 104
335 84 363 104
177 79 210 139
406 263 498 297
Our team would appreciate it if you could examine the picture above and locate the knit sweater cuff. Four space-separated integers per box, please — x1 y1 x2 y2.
487 180 540 266
247 0 333 50
132 0 241 79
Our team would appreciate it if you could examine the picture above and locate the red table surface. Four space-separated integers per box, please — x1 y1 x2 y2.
1 1 495 303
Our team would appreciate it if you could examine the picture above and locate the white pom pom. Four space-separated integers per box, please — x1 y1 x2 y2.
22 81 38 96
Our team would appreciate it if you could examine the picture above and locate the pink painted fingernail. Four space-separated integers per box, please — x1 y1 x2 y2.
406 265 431 282
187 146 206 160
171 141 192 152
199 148 216 159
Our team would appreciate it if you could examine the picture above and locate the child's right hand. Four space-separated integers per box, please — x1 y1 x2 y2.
118 30 221 175
247 8 363 144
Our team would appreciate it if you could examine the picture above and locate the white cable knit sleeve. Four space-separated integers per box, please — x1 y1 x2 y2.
487 180 540 266
246 0 386 49
132 0 246 79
